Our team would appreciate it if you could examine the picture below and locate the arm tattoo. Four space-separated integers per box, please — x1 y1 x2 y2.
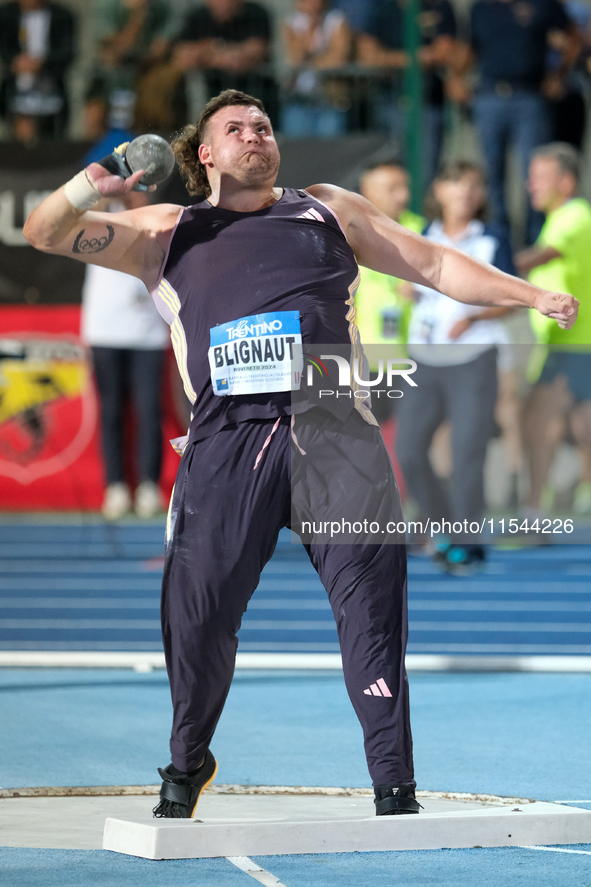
72 224 115 255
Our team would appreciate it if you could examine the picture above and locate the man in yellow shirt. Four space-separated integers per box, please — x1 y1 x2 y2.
515 142 591 514
355 161 424 424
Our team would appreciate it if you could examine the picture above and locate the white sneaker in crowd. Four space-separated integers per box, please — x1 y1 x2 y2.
102 483 132 521
135 480 162 519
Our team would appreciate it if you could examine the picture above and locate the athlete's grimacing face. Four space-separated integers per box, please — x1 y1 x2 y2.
199 105 281 192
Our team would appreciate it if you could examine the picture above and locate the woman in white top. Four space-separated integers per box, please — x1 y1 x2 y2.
396 160 516 572
81 190 169 520
281 0 352 136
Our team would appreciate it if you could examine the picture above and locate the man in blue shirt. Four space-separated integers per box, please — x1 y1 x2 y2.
470 0 571 242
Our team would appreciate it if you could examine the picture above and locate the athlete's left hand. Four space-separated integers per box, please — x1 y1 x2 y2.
534 290 579 330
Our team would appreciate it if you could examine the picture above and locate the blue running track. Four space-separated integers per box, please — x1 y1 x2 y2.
0 522 591 654
3 845 591 887
2 522 591 886
2 666 591 886
0 522 590 655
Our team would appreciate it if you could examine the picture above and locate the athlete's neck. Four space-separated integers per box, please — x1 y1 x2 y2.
207 186 283 213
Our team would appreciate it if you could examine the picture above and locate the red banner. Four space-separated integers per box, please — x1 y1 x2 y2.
0 305 181 510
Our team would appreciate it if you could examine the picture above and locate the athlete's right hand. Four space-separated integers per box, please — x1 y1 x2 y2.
534 289 579 330
86 162 148 197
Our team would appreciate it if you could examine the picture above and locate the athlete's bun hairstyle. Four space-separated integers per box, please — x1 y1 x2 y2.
172 90 268 198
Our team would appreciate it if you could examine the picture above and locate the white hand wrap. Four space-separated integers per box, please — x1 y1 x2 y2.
64 170 102 211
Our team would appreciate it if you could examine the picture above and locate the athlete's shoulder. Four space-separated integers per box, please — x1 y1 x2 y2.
147 202 185 224
305 183 360 207
305 184 374 234
125 202 184 234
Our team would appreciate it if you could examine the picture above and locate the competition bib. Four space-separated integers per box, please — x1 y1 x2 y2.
209 310 303 396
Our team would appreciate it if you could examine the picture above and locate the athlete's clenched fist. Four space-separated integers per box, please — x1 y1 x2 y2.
534 290 579 330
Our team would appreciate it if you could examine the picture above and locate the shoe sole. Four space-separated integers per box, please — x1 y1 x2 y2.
379 809 420 815
190 757 218 818
375 795 421 816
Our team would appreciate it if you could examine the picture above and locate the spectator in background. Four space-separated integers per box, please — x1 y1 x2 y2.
354 160 424 480
85 0 181 140
80 137 169 520
81 194 169 521
82 98 137 170
281 0 352 136
174 0 278 124
0 0 75 143
544 0 588 148
355 159 424 371
356 0 457 190
516 143 591 516
469 0 572 243
396 161 515 573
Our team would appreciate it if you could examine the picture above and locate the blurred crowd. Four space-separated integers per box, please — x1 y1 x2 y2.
3 0 591 239
2 1 591 178
2 0 591 563
355 144 591 573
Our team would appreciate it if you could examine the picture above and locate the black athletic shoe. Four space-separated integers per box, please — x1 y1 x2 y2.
152 749 218 818
374 784 421 816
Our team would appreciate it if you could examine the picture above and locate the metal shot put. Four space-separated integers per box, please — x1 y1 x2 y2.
24 90 578 820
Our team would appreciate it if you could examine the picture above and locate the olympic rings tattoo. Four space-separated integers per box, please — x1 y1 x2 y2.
72 224 115 255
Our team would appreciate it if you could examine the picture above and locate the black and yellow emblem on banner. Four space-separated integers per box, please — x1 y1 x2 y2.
0 337 97 483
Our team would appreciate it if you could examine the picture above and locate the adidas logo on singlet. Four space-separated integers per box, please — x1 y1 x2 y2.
297 208 325 223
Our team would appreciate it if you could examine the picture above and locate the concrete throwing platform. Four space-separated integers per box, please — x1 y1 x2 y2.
2 785 590 857
102 791 591 859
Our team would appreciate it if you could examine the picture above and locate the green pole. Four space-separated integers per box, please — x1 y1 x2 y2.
403 0 422 213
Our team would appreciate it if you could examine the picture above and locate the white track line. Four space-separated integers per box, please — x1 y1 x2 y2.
227 856 287 885
522 846 591 856
2 651 591 671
